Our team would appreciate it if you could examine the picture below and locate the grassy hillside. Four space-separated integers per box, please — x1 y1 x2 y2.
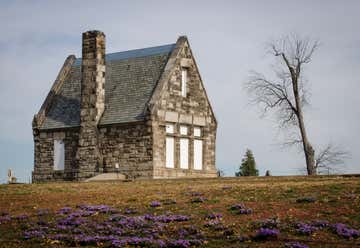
0 176 359 247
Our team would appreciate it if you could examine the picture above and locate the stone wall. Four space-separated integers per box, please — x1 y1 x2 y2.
32 129 79 182
32 121 153 182
151 38 217 178
98 122 153 179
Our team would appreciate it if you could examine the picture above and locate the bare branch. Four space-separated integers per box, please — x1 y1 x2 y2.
245 71 298 126
315 143 351 174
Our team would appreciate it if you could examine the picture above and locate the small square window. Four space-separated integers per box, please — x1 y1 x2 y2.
166 124 174 134
194 127 201 137
180 126 188 135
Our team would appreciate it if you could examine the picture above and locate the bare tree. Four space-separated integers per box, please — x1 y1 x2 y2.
245 34 319 175
315 143 350 174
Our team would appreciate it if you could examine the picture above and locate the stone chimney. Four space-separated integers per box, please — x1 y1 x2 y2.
76 30 106 178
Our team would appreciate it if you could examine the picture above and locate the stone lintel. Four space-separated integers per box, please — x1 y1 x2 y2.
165 111 178 122
193 116 206 126
180 58 192 68
53 132 65 140
179 114 192 124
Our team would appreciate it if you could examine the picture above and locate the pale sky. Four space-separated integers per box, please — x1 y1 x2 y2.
0 0 359 183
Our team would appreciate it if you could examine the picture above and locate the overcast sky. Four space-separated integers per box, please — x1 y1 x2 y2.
0 0 359 183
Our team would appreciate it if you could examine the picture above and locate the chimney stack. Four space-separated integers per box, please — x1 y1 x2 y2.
81 30 105 123
76 30 106 178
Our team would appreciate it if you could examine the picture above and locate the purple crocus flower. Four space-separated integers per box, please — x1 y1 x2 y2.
229 203 252 214
190 192 203 196
0 215 11 224
14 214 29 221
255 228 280 240
229 203 245 210
204 219 222 228
124 208 138 214
167 239 191 248
296 222 317 235
150 201 161 208
205 213 222 220
311 220 329 229
238 208 252 214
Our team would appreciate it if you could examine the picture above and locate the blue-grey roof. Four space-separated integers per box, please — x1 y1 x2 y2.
73 44 176 66
40 43 175 129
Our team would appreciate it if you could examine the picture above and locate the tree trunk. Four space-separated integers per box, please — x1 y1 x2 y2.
291 73 316 175
298 115 316 175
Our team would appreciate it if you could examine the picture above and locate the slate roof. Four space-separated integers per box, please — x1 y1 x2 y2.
40 44 175 129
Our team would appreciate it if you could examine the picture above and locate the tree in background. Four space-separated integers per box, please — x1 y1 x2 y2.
236 149 259 176
245 34 351 175
245 34 318 175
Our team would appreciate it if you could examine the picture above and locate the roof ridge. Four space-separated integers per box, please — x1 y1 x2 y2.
74 43 176 66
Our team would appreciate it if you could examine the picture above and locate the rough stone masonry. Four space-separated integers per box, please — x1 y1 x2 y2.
32 30 217 182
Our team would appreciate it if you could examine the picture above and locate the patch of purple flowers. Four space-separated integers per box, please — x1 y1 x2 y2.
296 222 318 235
0 215 11 224
77 204 116 213
254 228 280 240
229 203 245 210
24 230 45 239
252 217 280 230
331 223 360 239
178 226 202 239
285 241 309 248
311 220 329 229
0 212 11 224
229 203 252 215
13 214 29 221
205 213 222 220
204 219 225 230
145 214 190 223
111 237 163 247
18 204 202 247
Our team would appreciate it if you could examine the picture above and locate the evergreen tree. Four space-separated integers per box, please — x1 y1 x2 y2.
235 149 259 176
